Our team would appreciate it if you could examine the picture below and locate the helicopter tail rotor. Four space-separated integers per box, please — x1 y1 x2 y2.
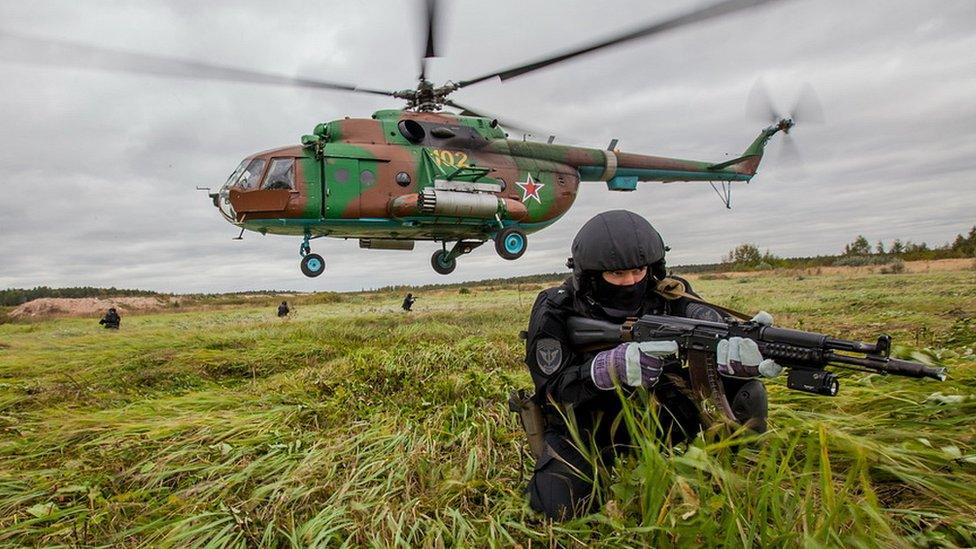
747 78 779 125
791 82 825 125
746 78 823 168
748 78 824 127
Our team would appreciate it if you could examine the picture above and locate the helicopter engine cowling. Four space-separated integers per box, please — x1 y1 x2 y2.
389 189 527 221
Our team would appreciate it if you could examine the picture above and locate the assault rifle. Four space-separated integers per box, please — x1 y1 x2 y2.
568 314 946 424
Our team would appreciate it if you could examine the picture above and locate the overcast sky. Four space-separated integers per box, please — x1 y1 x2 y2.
0 0 973 293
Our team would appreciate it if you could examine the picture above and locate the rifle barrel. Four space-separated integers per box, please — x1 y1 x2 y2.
824 351 947 381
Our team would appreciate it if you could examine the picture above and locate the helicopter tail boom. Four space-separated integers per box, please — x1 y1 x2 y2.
568 147 754 190
502 115 792 191
565 119 790 189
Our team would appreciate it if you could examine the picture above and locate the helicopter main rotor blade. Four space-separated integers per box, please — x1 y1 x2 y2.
419 0 440 81
456 0 785 89
0 31 397 97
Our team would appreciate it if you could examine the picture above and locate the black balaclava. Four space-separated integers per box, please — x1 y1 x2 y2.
590 271 650 318
569 210 667 319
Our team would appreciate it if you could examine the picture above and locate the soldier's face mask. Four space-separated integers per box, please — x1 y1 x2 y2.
590 268 649 319
601 266 648 286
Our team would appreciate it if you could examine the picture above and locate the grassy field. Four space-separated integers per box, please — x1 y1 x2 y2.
0 267 974 547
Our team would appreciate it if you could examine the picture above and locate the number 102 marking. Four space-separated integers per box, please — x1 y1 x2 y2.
430 149 469 168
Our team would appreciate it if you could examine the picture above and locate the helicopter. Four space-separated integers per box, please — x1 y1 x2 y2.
1 0 814 277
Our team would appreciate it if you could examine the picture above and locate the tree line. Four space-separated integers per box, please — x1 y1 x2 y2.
0 286 159 307
715 225 976 271
3 227 973 303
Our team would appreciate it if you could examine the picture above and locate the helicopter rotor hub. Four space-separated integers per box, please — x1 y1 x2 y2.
395 80 458 112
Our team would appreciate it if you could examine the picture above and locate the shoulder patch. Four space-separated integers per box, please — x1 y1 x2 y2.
536 338 563 375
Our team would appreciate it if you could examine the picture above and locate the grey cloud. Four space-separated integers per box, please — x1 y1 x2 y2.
1 0 974 293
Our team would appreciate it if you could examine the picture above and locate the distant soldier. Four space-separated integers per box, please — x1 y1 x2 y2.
99 307 121 329
402 293 417 312
277 301 290 317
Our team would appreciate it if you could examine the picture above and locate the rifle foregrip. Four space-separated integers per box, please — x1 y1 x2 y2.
757 341 822 366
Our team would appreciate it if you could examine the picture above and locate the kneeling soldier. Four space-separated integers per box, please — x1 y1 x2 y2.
522 210 781 520
99 307 121 329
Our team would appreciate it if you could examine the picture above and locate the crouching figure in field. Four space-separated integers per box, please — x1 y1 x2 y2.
520 210 780 520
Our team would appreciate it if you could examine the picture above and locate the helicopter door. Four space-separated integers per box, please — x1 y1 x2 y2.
298 156 323 218
324 157 361 218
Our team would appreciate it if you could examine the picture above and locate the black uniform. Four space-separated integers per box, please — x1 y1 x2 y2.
402 293 416 311
522 210 768 520
277 302 290 317
99 309 121 329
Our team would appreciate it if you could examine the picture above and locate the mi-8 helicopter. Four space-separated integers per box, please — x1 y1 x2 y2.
2 0 817 277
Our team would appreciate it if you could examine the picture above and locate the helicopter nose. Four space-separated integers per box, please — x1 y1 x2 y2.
215 186 237 222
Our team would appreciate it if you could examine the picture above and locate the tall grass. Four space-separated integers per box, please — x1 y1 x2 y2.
0 271 973 546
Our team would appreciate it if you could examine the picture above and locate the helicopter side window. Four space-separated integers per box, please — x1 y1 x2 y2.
262 158 295 190
237 158 267 190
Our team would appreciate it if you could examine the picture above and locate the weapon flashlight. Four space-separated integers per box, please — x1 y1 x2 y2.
787 369 840 396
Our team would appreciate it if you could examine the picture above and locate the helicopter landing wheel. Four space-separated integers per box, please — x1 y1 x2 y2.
431 250 457 275
300 253 325 277
495 227 527 260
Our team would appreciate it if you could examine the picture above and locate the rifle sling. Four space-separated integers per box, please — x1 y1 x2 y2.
654 278 753 321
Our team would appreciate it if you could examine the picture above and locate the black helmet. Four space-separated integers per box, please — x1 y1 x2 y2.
569 210 667 291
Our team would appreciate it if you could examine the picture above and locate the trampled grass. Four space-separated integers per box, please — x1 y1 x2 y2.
0 268 974 547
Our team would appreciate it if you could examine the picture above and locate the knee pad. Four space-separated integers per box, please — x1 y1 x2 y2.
528 435 593 520
730 379 768 433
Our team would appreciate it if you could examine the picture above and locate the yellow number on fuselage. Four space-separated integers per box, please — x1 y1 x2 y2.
430 149 469 168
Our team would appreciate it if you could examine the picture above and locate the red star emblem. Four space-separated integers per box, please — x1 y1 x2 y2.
516 174 545 204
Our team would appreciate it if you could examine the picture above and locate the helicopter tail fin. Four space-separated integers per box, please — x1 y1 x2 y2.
707 153 762 175
707 120 790 176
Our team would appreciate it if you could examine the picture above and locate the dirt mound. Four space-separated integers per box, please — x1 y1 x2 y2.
9 297 173 319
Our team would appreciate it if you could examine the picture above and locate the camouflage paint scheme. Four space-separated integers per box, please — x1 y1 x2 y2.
215 109 778 244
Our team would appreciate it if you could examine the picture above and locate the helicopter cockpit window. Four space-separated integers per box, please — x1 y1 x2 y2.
262 158 295 190
225 160 247 188
236 158 267 190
